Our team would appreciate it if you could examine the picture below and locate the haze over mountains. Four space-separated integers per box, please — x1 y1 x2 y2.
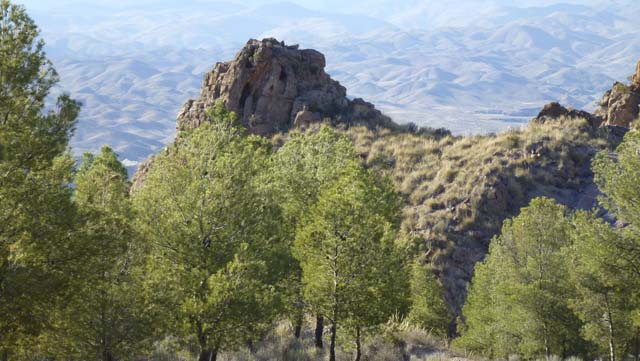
18 0 640 170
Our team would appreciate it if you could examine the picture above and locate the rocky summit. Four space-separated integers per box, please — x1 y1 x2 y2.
132 38 395 190
176 38 393 136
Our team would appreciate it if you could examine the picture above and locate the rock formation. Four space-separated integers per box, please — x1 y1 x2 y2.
595 60 640 128
534 102 602 128
176 38 394 136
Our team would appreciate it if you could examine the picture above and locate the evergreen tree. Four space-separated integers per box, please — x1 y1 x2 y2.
588 129 640 359
454 250 500 357
270 126 363 343
39 147 153 360
133 105 286 361
593 130 640 291
0 1 80 357
407 260 450 339
569 212 636 361
457 198 584 358
294 167 408 361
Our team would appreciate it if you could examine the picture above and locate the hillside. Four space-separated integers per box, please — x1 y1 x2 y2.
343 117 616 318
6 2 640 359
134 38 638 323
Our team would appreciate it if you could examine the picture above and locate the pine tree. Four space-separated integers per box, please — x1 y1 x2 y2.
133 104 286 361
587 129 640 359
457 198 584 358
407 260 450 339
294 168 409 361
0 1 80 357
38 147 154 360
270 126 363 344
569 212 636 361
454 250 500 357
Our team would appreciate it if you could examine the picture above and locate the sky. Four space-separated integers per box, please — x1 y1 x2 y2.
17 0 609 26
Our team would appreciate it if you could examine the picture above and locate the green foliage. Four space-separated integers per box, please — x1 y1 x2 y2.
457 198 585 359
407 261 450 338
594 130 640 228
587 130 640 360
37 146 154 360
271 126 361 226
568 212 637 361
133 105 287 360
294 166 409 360
457 131 640 360
269 126 365 334
0 0 79 166
0 1 80 357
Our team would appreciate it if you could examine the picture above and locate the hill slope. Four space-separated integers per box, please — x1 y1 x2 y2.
134 39 637 321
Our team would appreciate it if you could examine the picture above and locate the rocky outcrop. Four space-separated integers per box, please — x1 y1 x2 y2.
596 83 640 127
534 102 602 128
595 60 640 128
176 38 394 136
133 38 395 191
633 60 640 88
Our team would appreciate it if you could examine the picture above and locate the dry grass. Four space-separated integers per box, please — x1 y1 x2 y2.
341 117 609 261
215 319 462 361
146 317 473 361
276 117 611 313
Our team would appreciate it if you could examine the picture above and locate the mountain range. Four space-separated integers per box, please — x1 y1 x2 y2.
18 0 640 172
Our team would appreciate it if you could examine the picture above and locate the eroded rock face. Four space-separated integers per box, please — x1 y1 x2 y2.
595 60 640 128
177 38 393 136
132 38 395 191
596 83 640 127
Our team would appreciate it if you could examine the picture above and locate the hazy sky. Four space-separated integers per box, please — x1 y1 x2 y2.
17 0 608 17
15 0 622 36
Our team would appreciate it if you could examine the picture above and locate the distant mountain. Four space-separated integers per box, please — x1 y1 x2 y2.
21 0 640 172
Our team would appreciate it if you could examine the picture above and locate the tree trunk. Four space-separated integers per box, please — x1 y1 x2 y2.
294 314 303 339
102 350 114 361
1 349 8 361
543 321 550 361
197 321 217 361
354 326 362 361
315 316 324 348
605 295 616 361
199 349 216 361
634 329 639 361
330 320 337 361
